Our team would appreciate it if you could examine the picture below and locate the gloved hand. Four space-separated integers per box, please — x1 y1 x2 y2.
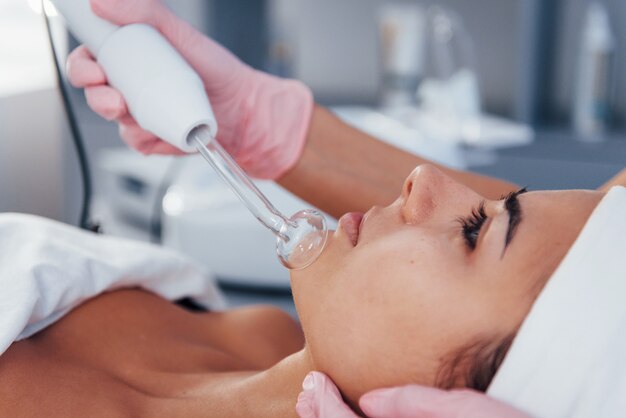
296 372 531 418
67 0 313 180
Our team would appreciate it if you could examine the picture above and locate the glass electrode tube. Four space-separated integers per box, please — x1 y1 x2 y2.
190 126 328 270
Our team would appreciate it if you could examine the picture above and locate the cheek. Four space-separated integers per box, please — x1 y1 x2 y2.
298 249 401 391
302 236 466 397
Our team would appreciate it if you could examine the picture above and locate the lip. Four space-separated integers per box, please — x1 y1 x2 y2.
338 212 365 246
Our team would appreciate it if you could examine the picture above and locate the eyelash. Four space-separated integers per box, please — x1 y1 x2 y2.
458 201 487 250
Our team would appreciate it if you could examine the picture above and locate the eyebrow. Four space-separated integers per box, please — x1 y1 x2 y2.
502 188 527 256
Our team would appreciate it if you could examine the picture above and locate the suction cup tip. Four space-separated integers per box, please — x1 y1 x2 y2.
276 209 329 270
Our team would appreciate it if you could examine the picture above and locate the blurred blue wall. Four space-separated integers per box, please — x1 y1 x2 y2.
210 0 269 71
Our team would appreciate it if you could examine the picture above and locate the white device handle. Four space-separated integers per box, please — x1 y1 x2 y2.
51 0 218 153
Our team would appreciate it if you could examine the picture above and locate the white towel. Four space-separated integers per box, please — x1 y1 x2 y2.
487 186 626 418
0 213 227 356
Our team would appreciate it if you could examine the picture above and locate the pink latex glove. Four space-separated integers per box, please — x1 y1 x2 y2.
296 372 531 418
66 0 313 180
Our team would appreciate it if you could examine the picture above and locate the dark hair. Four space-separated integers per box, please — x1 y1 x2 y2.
435 334 516 391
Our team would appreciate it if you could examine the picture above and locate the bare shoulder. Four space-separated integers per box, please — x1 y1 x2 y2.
0 339 145 418
0 292 303 416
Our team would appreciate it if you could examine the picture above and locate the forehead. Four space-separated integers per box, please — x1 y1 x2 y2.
491 190 603 289
509 190 603 257
520 190 603 225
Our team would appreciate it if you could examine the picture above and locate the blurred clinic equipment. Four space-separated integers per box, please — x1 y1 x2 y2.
377 4 533 149
50 0 329 270
379 3 426 107
574 1 614 140
417 5 482 141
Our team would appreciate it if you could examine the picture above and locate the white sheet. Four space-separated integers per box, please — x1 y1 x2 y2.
0 213 227 356
488 186 626 417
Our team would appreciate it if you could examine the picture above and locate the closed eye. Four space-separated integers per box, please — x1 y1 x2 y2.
457 188 527 253
458 201 487 250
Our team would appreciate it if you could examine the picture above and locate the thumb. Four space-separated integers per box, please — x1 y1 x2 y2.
89 0 166 27
297 372 359 418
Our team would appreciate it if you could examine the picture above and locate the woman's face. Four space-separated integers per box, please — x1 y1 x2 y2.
291 165 603 402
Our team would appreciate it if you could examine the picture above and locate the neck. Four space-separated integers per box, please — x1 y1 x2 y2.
250 349 315 417
197 349 314 418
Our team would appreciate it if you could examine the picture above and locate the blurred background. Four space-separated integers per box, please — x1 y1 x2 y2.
0 0 624 311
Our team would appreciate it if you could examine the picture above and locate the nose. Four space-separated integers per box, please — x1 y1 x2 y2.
400 164 479 224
